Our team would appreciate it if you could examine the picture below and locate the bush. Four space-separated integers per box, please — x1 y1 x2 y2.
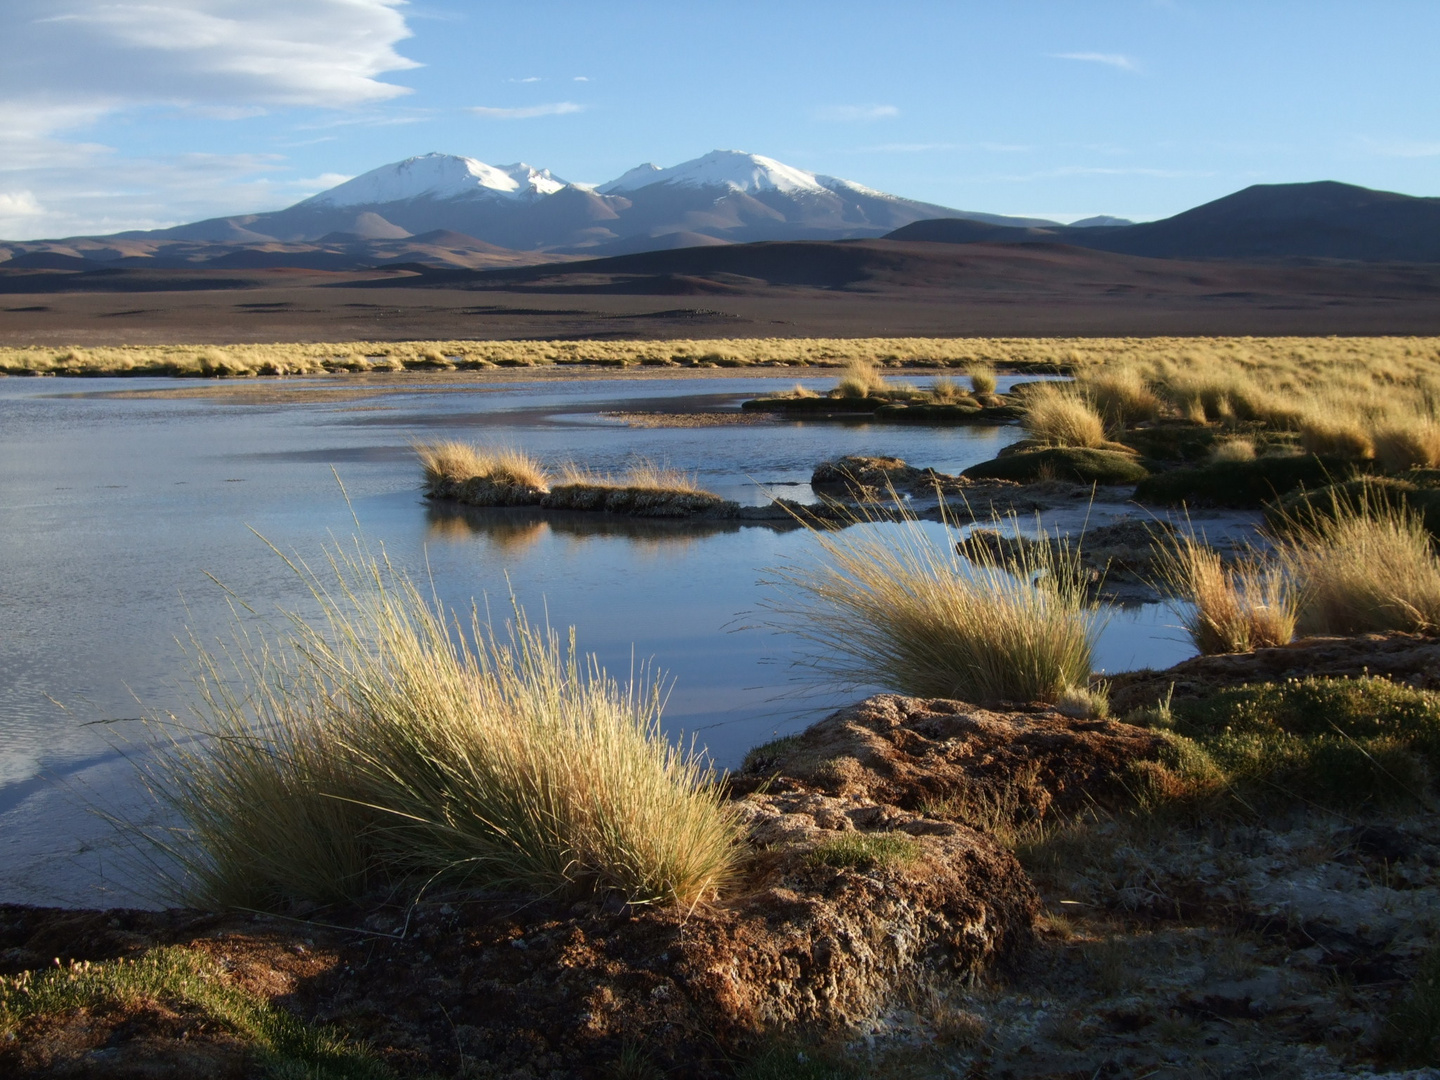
963 447 1149 485
142 543 740 911
764 514 1103 705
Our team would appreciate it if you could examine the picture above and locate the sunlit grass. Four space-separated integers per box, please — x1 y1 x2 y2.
766 513 1102 705
1153 532 1296 654
1021 383 1109 448
139 541 740 911
416 441 549 495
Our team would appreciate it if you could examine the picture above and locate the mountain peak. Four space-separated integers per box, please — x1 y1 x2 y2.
302 153 567 208
598 150 830 196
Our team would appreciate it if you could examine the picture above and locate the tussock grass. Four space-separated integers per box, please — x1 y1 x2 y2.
1153 533 1296 654
835 357 887 398
1277 496 1440 635
1209 438 1257 463
1299 414 1375 460
1080 367 1162 429
0 947 389 1079
417 441 549 494
766 514 1102 705
142 543 740 911
967 364 998 396
1021 384 1108 448
927 374 970 404
1375 422 1440 472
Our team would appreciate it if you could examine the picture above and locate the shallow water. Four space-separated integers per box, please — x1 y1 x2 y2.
0 371 1199 906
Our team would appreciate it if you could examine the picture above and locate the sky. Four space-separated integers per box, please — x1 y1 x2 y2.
1 0 1437 240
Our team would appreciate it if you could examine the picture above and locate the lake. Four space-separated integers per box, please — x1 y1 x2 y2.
0 369 1202 906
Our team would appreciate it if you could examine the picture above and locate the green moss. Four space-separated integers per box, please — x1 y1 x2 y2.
963 447 1149 485
736 1044 857 1080
1158 677 1440 808
742 734 803 774
807 832 920 870
1116 423 1219 463
1134 454 1356 507
0 946 391 1080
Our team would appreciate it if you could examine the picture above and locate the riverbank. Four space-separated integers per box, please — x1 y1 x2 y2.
6 632 1440 1077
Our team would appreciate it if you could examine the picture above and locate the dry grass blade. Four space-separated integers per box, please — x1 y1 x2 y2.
765 507 1103 705
136 540 740 912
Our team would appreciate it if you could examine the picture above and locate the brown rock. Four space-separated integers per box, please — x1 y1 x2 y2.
735 694 1175 824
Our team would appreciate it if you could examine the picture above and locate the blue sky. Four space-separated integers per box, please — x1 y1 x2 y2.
2 0 1437 239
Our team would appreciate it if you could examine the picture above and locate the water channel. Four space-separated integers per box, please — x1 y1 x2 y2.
0 370 1204 906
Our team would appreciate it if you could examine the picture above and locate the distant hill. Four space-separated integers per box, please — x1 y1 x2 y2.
888 182 1440 262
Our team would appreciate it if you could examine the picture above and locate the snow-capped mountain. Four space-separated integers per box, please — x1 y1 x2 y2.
303 154 567 207
92 149 1058 260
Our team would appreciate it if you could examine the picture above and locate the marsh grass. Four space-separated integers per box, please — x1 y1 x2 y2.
967 364 998 396
556 458 708 495
766 509 1102 705
1080 368 1162 429
140 541 740 911
0 947 390 1079
835 357 887 398
1153 532 1296 654
417 441 549 494
1277 495 1440 635
1210 438 1257 463
1021 384 1108 448
1375 422 1440 472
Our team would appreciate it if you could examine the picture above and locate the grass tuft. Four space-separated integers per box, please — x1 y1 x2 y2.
806 832 919 870
835 358 886 398
1153 532 1296 654
1081 368 1163 429
766 513 1102 705
1277 494 1440 635
967 364 998 396
140 542 741 911
416 441 549 495
1021 383 1108 448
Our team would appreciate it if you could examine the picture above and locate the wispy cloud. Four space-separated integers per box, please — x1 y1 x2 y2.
1356 136 1440 159
816 104 899 122
1053 52 1139 72
508 76 542 83
572 75 590 82
467 101 585 120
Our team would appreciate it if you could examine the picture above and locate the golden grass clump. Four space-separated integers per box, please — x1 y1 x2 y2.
967 364 998 396
1021 383 1108 448
1153 533 1295 654
1080 367 1162 429
1299 414 1375 460
926 374 971 404
1278 497 1440 636
766 515 1102 705
835 357 887 398
417 441 549 495
1210 438 1257 463
1374 421 1440 472
142 544 740 911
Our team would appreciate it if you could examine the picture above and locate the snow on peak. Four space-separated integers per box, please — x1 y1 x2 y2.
597 150 831 196
303 153 567 207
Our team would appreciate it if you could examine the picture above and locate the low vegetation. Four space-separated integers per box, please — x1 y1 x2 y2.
766 515 1102 704
417 440 548 496
0 946 389 1079
141 542 740 912
1020 383 1109 448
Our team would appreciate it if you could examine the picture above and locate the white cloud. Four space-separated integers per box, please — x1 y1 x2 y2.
572 76 590 82
467 102 585 119
0 1 421 237
508 76 543 83
817 104 900 122
1053 52 1139 72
